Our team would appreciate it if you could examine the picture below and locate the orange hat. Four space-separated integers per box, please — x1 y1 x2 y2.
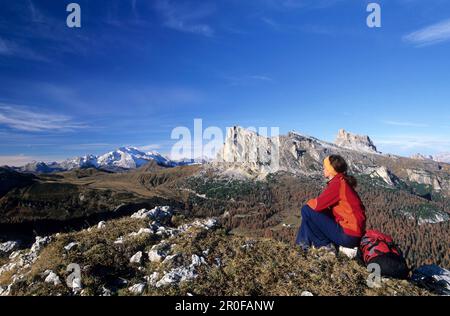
323 156 338 177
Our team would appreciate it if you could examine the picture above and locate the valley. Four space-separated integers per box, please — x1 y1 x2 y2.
1 127 449 296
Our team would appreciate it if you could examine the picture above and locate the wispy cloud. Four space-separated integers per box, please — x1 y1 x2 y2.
0 37 49 62
136 144 162 152
27 0 44 22
60 143 114 151
261 17 281 31
131 0 138 17
403 19 450 46
0 103 87 132
154 0 215 37
127 85 205 108
0 2 92 62
382 120 428 127
264 0 344 10
224 74 274 86
375 135 450 152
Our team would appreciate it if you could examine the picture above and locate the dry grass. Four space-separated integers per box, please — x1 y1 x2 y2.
0 257 8 267
0 267 17 287
144 230 430 296
6 216 431 296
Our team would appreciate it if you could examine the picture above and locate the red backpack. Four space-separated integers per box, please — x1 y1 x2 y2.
358 229 409 279
359 230 401 263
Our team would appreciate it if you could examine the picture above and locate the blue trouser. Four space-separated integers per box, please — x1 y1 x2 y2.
296 205 361 249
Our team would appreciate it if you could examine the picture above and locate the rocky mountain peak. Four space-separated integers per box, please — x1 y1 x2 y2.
410 153 434 161
335 129 379 154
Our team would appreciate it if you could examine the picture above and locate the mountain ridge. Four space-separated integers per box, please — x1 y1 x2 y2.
212 126 450 198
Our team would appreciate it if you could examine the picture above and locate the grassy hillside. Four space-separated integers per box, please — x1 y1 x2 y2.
0 215 430 296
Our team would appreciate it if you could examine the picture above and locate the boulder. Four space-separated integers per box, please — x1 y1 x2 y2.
148 249 164 263
128 228 152 237
128 283 145 294
64 242 79 251
130 251 143 264
0 241 20 254
146 272 160 287
131 206 173 223
339 246 358 259
44 271 61 286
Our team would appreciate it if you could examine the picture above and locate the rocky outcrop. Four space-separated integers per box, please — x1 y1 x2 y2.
411 153 433 161
0 212 433 296
406 169 442 191
0 241 19 254
366 166 398 187
212 126 450 197
216 126 282 177
335 129 379 154
215 126 349 178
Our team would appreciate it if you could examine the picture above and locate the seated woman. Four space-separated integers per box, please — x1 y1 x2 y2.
296 155 366 251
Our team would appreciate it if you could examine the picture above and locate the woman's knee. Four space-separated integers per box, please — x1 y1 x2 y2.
301 204 312 218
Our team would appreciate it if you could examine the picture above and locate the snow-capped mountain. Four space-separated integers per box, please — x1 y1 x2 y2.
20 161 64 173
58 154 99 170
96 147 171 169
172 156 213 166
19 147 176 173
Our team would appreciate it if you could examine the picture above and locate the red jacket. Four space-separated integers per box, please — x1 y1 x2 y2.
307 173 366 237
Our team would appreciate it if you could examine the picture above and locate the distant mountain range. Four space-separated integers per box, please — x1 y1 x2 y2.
15 147 208 173
7 129 450 179
411 153 450 164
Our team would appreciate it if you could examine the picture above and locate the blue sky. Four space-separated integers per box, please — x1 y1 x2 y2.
1 0 450 165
